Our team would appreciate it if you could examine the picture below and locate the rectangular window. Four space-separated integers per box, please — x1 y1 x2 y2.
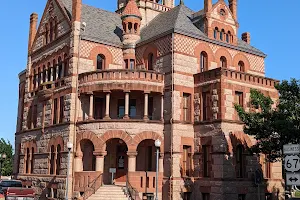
202 193 210 200
32 105 37 128
236 145 244 178
129 99 137 118
94 97 104 119
183 145 191 177
53 98 58 124
183 93 191 122
203 145 211 177
238 194 246 200
235 91 243 106
59 96 64 123
147 146 152 171
202 92 211 121
118 99 125 119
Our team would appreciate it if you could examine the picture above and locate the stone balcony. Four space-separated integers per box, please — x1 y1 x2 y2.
194 67 279 89
36 79 66 100
78 69 164 94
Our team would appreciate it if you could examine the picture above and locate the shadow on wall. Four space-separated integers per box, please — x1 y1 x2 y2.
176 131 285 200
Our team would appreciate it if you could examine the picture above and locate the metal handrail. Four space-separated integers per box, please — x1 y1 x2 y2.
125 173 139 200
82 173 103 199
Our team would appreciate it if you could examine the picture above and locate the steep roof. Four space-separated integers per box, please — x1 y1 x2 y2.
122 0 142 19
59 1 265 57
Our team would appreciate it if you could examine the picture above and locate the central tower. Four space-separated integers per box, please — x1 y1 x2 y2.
117 0 175 28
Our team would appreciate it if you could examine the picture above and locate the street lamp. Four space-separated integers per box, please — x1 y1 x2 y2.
65 142 73 200
0 153 7 179
154 139 161 200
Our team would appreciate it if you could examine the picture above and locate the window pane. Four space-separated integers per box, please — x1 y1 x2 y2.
118 99 125 118
130 99 136 118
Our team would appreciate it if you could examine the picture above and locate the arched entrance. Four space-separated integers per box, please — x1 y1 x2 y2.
136 139 157 172
103 138 128 184
81 139 96 171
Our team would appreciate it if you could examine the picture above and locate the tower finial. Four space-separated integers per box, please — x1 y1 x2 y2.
180 0 184 5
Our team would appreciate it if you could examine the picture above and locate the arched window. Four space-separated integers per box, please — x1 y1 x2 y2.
50 21 53 42
238 61 245 72
33 69 36 89
227 31 231 43
97 54 105 70
214 27 218 39
43 65 46 83
134 23 138 33
128 22 132 33
123 22 127 33
45 24 49 44
56 145 61 175
148 53 154 70
50 145 55 174
47 63 51 82
53 59 57 81
200 51 208 72
26 148 30 174
220 56 227 68
58 57 62 79
31 147 34 174
220 29 225 41
64 54 68 76
236 145 244 178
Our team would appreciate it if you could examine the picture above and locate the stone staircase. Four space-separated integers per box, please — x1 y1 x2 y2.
87 185 128 200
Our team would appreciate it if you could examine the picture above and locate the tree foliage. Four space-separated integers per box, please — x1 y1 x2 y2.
235 79 300 162
0 138 13 176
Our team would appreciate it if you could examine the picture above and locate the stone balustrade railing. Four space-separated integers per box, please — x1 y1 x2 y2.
79 69 164 85
194 68 279 88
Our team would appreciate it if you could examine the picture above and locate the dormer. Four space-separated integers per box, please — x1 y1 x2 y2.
204 0 239 45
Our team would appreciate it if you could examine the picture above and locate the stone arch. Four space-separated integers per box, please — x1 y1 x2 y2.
132 131 164 152
143 44 158 70
23 140 37 153
194 42 215 72
228 131 253 155
233 53 250 72
89 45 113 70
48 136 64 152
76 131 102 151
99 130 132 151
214 48 233 67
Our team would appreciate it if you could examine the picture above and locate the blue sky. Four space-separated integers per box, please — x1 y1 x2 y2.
0 0 299 147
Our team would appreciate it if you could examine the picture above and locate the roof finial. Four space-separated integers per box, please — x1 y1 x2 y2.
180 0 184 5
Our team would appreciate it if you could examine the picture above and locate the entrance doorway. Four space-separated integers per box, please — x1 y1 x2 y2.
104 139 128 184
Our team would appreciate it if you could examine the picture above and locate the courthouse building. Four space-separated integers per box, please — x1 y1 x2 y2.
14 0 284 199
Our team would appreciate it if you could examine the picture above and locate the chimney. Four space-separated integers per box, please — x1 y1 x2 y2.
204 0 212 13
229 0 237 20
72 0 82 22
242 32 251 44
28 13 38 53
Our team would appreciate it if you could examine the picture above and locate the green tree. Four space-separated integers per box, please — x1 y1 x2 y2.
235 79 300 162
0 138 13 176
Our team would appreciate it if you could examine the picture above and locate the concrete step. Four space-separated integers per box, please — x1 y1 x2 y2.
87 185 128 200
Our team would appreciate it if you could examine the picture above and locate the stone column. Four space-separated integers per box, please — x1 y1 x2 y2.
161 94 164 121
77 95 83 121
143 92 149 120
127 151 137 172
89 93 94 120
95 152 107 172
74 145 83 172
104 92 111 119
40 71 44 84
56 65 59 79
45 69 48 82
50 67 53 81
159 153 164 173
35 74 39 89
61 62 65 77
124 91 130 119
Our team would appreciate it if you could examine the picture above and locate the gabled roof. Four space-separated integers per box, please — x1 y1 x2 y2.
59 1 266 57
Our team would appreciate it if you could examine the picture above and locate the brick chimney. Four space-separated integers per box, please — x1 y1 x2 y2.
242 32 251 44
28 13 38 53
204 0 212 13
72 0 82 22
229 0 237 20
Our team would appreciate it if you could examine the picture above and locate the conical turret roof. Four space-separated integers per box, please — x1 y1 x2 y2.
122 0 142 19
